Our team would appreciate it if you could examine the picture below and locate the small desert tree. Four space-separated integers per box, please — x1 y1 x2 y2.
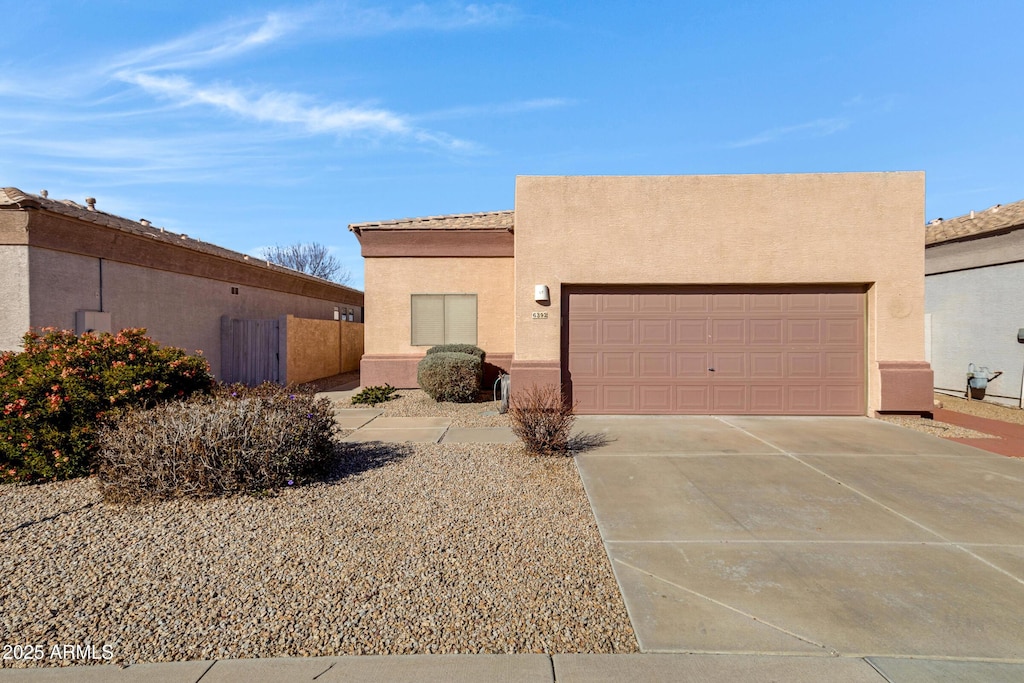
258 242 351 285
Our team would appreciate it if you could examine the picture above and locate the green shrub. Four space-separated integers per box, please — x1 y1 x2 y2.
417 352 481 403
351 384 398 406
96 387 336 503
0 328 213 483
424 344 485 361
508 383 576 455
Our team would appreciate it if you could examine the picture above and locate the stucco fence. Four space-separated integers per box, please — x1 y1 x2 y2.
221 315 364 386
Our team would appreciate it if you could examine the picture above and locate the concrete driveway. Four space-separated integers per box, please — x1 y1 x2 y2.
574 415 1024 673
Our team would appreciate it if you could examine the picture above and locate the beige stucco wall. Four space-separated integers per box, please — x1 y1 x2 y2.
285 316 340 385
514 173 927 415
0 245 31 351
340 321 364 373
363 257 514 357
25 247 351 378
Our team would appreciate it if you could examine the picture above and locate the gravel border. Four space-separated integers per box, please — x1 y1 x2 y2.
332 388 512 429
0 441 637 668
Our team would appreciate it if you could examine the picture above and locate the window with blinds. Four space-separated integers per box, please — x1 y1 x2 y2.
411 294 477 346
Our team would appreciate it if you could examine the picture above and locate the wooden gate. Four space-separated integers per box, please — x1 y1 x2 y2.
220 316 280 385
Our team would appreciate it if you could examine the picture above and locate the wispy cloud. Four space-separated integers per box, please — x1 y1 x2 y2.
0 3 534 188
727 117 850 148
106 11 306 73
101 5 517 149
416 97 575 121
120 73 410 135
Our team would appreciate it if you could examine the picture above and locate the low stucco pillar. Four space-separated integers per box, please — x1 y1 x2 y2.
877 361 934 413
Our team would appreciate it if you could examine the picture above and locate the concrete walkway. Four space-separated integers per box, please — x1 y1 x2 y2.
932 407 1024 457
573 415 1024 671
329 406 518 444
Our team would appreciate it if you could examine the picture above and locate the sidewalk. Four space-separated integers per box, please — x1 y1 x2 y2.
4 653 1024 682
933 407 1024 457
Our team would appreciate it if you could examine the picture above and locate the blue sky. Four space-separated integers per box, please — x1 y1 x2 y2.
3 1 1022 289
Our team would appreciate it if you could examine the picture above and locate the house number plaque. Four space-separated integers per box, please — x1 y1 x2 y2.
532 312 548 319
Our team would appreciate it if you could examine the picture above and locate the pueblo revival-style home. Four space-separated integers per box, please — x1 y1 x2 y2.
351 173 934 416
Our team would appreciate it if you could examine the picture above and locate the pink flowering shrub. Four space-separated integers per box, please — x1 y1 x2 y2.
0 327 213 482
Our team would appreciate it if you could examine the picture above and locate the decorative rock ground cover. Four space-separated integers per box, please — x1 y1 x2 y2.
0 436 637 668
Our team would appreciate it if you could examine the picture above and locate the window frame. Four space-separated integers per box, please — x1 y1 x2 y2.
410 293 478 346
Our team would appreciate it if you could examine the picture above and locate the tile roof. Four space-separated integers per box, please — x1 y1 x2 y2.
0 187 362 294
926 198 1024 246
349 210 514 233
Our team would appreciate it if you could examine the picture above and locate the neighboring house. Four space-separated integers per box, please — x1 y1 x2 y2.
0 187 363 382
351 173 932 416
925 199 1024 407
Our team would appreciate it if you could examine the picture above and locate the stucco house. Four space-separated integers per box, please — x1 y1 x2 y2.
351 173 933 416
0 187 364 384
926 199 1024 407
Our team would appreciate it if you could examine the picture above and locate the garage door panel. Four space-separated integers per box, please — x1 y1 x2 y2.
572 385 600 410
674 294 710 312
824 385 863 414
601 295 635 313
750 385 785 412
822 292 863 312
675 319 708 344
712 295 747 312
711 352 745 377
824 318 862 344
572 294 599 313
638 294 673 312
639 385 673 412
712 385 746 412
639 352 672 377
788 353 822 378
749 293 785 312
601 320 635 344
676 385 710 411
602 352 635 377
711 318 746 344
786 319 821 344
825 352 862 379
638 319 672 344
603 385 636 411
569 352 598 377
750 353 784 378
569 320 599 345
787 293 822 311
567 289 864 415
789 385 823 412
749 319 783 344
676 352 708 377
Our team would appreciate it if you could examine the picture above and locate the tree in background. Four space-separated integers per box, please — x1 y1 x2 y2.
258 242 351 285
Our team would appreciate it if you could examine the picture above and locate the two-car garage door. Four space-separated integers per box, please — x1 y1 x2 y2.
565 288 865 415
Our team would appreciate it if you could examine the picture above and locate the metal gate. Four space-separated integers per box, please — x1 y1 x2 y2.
220 316 280 385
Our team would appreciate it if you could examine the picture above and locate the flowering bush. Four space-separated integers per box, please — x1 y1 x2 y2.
97 385 336 503
0 328 213 482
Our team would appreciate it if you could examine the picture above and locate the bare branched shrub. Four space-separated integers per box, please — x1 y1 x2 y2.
508 383 576 455
96 389 336 503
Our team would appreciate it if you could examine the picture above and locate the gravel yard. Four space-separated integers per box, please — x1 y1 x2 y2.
0 432 637 667
332 388 512 429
